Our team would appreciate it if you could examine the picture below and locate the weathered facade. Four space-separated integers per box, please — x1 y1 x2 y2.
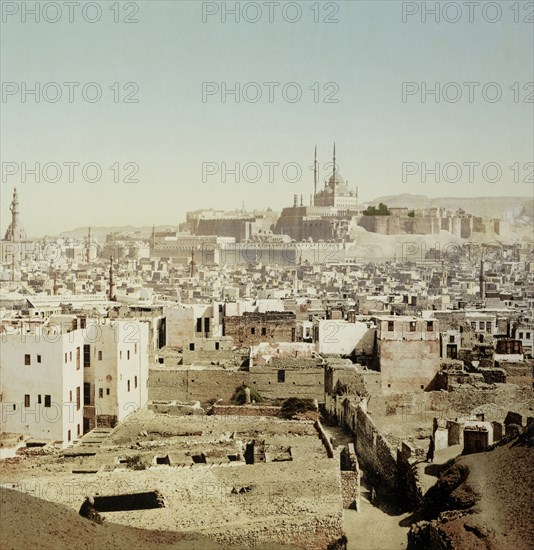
223 311 296 346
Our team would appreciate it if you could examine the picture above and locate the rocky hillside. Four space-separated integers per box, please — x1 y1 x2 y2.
408 429 534 550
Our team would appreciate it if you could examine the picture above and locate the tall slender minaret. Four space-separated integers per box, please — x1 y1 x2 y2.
86 227 91 264
332 142 336 202
4 187 27 241
479 258 485 301
108 257 116 301
190 248 196 278
53 272 59 295
151 225 156 249
313 145 318 204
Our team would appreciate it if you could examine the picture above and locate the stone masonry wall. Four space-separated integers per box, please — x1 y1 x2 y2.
325 394 423 511
149 368 249 403
211 405 281 417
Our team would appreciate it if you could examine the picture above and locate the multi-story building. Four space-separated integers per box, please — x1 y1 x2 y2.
82 318 150 431
0 320 85 447
374 315 440 393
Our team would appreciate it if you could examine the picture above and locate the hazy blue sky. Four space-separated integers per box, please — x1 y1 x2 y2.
1 0 533 236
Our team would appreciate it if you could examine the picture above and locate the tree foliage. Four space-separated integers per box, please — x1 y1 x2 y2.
363 202 390 216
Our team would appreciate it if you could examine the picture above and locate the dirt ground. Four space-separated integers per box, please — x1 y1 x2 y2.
0 411 343 549
0 487 298 550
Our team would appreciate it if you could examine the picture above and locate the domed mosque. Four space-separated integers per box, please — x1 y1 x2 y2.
274 144 360 242
314 143 358 210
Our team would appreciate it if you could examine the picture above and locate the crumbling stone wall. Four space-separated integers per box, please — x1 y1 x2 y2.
496 361 533 387
340 444 360 510
223 311 296 346
325 395 424 511
211 405 281 417
366 386 534 420
149 400 204 415
149 368 249 403
397 443 425 509
315 419 335 458
325 396 397 496
250 365 324 402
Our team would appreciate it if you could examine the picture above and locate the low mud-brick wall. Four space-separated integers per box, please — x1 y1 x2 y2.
325 394 423 511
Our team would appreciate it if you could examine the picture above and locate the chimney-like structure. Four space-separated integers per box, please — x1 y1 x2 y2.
53 272 59 295
190 248 196 278
108 257 116 301
86 227 91 264
479 259 485 300
313 145 318 204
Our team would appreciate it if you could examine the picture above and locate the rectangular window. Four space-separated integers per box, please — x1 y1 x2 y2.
98 351 102 361
215 342 220 350
135 376 138 388
77 424 81 436
24 354 31 365
24 394 30 408
120 350 122 359
479 321 484 330
37 355 41 363
106 388 110 395
261 327 267 336
471 322 476 330
76 387 80 410
68 430 71 442
189 343 195 351
134 343 137 354
83 344 90 367
37 395 42 404
84 383 90 405
69 351 72 361
127 350 130 360
527 332 531 339
44 395 51 408
65 352 68 364
127 380 131 392
426 321 433 332
388 321 394 331
204 318 210 333
449 335 455 343
277 370 285 383
196 318 202 332
409 321 416 332
99 388 103 399
251 327 255 335
76 347 80 370
69 390 72 402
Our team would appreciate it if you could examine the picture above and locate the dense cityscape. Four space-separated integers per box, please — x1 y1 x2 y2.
1 1 532 549
0 176 533 549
